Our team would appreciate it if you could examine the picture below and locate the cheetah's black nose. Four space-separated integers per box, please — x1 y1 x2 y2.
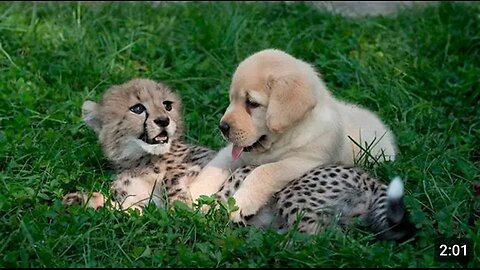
154 116 170 127
219 121 230 136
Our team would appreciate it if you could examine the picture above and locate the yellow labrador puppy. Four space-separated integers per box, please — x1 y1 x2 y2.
189 49 397 222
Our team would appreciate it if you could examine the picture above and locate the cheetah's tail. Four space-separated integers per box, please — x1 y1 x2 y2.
368 177 416 243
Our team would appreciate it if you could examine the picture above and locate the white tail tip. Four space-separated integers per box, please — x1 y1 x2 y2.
387 176 404 200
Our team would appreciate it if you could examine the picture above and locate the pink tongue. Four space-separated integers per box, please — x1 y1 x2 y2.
232 145 244 161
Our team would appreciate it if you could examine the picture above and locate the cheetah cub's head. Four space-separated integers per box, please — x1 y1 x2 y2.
82 78 183 162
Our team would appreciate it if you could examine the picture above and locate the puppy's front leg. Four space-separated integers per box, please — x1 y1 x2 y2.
189 144 241 203
230 157 321 223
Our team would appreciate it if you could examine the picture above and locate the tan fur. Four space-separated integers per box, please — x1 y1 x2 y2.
85 79 184 165
266 73 317 133
63 78 216 212
189 49 397 222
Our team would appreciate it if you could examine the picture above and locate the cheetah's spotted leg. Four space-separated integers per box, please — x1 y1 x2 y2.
63 173 158 214
109 173 161 214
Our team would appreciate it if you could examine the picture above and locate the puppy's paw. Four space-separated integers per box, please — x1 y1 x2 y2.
230 209 245 224
229 209 255 225
200 204 212 213
229 194 260 224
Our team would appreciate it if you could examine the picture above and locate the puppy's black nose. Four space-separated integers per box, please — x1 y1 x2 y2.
154 116 170 127
219 121 230 136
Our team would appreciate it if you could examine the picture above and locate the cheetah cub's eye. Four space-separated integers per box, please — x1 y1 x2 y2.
163 101 173 111
129 103 146 114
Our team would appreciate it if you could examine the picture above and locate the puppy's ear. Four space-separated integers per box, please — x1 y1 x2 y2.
82 100 102 134
266 74 317 133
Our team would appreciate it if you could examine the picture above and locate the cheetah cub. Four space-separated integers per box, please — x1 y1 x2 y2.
63 78 216 212
218 165 416 243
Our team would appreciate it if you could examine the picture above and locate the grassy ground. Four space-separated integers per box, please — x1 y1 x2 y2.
0 1 479 268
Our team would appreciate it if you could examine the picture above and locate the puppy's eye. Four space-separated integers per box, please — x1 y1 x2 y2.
246 99 260 109
163 101 173 111
129 103 146 114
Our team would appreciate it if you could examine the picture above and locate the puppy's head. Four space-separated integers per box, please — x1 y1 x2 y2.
82 78 183 163
219 49 318 160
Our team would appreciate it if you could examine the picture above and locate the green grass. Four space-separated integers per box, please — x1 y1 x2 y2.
0 1 479 267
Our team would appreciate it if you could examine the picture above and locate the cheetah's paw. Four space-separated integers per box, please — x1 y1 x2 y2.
62 192 106 209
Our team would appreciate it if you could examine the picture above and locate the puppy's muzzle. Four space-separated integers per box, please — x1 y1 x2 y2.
219 121 230 137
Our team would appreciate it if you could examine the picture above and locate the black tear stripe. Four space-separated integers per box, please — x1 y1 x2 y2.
142 108 150 140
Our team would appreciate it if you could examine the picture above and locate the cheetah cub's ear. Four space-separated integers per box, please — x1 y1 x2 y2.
82 100 102 134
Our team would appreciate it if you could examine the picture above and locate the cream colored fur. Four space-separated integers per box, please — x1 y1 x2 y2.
189 49 397 222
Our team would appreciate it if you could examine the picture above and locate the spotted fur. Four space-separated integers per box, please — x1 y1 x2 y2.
63 78 216 212
62 78 415 242
217 165 416 242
